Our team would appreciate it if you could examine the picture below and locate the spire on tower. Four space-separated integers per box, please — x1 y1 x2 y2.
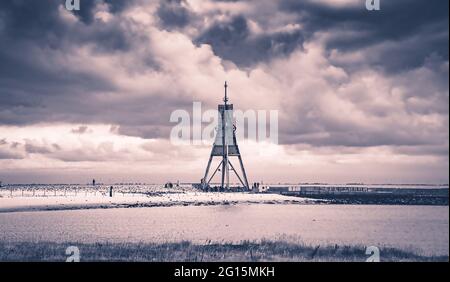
223 81 228 104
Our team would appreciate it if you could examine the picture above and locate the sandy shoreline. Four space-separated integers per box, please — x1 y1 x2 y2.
0 192 321 213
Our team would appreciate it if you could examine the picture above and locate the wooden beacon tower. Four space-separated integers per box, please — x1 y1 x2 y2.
201 82 250 191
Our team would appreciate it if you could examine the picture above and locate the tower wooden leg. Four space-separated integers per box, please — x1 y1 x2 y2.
203 155 213 190
238 155 250 190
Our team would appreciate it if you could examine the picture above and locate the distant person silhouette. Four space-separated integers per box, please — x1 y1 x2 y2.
109 186 113 197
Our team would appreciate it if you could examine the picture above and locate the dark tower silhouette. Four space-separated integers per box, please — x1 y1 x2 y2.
201 82 250 191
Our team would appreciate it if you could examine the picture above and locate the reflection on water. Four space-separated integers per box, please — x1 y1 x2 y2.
0 204 448 256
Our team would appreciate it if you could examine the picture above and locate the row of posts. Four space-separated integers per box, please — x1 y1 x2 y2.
2 186 113 197
0 181 114 197
0 178 184 197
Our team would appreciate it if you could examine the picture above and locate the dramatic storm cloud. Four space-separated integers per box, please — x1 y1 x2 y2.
0 0 448 184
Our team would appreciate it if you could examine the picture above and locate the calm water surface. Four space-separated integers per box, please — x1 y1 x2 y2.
0 204 448 255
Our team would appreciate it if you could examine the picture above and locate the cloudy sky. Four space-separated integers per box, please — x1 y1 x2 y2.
0 0 448 184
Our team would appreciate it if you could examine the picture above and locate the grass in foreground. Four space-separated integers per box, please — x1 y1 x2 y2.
0 240 447 262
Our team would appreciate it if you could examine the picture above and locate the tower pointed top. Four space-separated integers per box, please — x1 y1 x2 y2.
223 81 228 104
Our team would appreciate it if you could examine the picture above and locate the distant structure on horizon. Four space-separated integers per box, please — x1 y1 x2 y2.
201 82 250 191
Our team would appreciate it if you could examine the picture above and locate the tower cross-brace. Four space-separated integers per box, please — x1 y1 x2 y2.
201 82 250 191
